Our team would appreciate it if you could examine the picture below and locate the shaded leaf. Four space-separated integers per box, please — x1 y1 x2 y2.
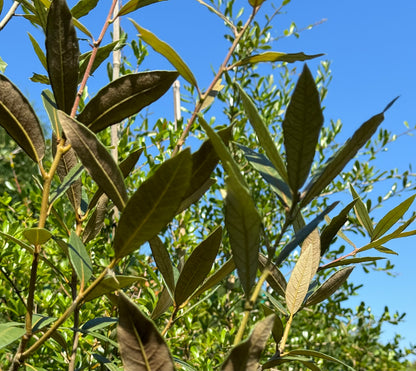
286 349 355 371
235 52 324 66
42 90 61 136
118 0 166 16
68 231 93 284
93 353 123 371
237 83 288 182
77 71 178 133
264 291 289 316
305 266 354 306
221 315 275 371
149 236 175 294
263 355 313 369
0 74 45 162
177 178 216 214
32 314 56 333
283 64 323 195
70 0 99 18
59 111 128 210
320 257 384 270
174 226 222 307
151 287 173 320
350 185 374 237
114 149 192 259
261 305 284 345
50 162 84 206
258 254 287 297
82 193 109 244
249 0 266 6
23 228 52 245
302 97 398 206
0 325 25 349
131 21 198 88
118 292 175 371
46 0 79 114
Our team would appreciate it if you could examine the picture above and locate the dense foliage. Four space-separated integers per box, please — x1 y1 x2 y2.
0 0 415 370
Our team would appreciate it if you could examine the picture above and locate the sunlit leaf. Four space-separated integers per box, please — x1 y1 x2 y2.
114 149 192 259
46 0 79 114
286 349 355 370
68 231 93 284
117 292 175 371
0 74 45 162
32 314 56 333
131 20 198 88
221 315 275 371
149 236 175 294
70 0 99 18
23 228 52 245
235 51 324 66
248 0 267 6
283 64 323 196
320 257 384 270
0 324 25 349
0 57 7 73
77 71 178 133
350 185 374 237
59 111 128 211
200 78 224 111
174 226 222 307
72 17 93 39
118 0 166 16
28 32 47 70
30 73 50 84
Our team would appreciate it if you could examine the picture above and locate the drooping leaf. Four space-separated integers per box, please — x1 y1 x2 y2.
59 111 128 210
283 64 324 196
262 355 314 369
77 71 178 132
285 349 356 371
70 0 99 18
149 236 175 294
117 292 175 371
237 83 288 182
305 266 355 306
23 228 52 245
84 275 145 302
118 0 166 16
350 185 374 237
46 0 79 114
320 257 384 270
285 239 320 315
28 32 47 70
235 51 324 66
0 324 26 349
258 254 287 297
0 74 45 162
174 226 222 307
372 194 416 240
72 17 93 39
221 315 275 371
131 21 198 88
114 149 192 259
68 231 93 284
375 246 398 255
302 97 399 206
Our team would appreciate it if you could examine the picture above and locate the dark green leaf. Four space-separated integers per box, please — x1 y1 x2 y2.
117 292 175 371
70 0 99 18
305 266 355 306
320 257 384 270
263 355 313 369
235 52 324 66
77 71 178 133
23 228 52 245
0 325 25 349
82 193 109 244
151 287 173 320
68 231 93 284
286 349 355 370
32 314 56 333
114 149 192 259
149 236 175 294
177 178 216 214
59 111 128 211
375 246 398 255
221 315 275 371
261 305 284 345
258 254 287 297
30 73 50 84
28 32 47 71
0 74 45 162
174 226 222 307
302 97 398 206
49 162 84 206
264 291 289 316
42 90 61 135
283 64 323 195
81 317 118 332
46 0 79 114
118 0 166 16
131 21 198 88
350 185 374 237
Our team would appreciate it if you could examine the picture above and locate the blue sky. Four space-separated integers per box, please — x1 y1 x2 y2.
1 0 416 359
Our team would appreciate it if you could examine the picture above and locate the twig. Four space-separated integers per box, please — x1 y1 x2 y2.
0 1 19 31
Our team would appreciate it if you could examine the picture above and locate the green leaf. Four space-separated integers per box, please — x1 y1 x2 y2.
23 228 52 245
0 74 45 162
28 32 47 71
42 90 61 135
84 275 145 302
236 143 291 207
221 315 275 371
286 349 356 371
72 17 93 39
149 236 175 294
59 111 128 211
0 324 25 349
321 257 384 270
46 0 79 114
0 56 7 73
92 354 123 371
237 83 288 182
49 162 84 206
302 97 399 206
174 226 222 307
131 20 198 89
68 231 93 284
248 0 266 6
283 64 324 195
118 0 166 16
372 194 416 240
350 185 374 237
264 291 289 316
82 317 118 332
77 71 179 133
114 149 192 259
263 355 314 369
285 232 321 314
82 193 109 244
30 73 50 84
258 254 287 297
305 266 355 306
235 52 324 66
32 314 56 333
70 0 99 18
151 287 173 320
117 292 175 371
261 305 284 345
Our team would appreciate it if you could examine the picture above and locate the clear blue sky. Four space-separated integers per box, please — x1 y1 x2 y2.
1 0 416 358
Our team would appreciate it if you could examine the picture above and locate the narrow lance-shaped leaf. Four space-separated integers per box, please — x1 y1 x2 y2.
283 64 324 196
68 231 93 284
221 315 275 371
28 32 47 71
118 292 175 371
320 257 385 270
301 96 399 206
46 0 79 114
118 0 166 16
0 74 45 162
0 325 26 350
77 71 179 133
235 51 324 66
305 266 355 307
59 111 128 211
82 193 109 244
114 149 192 260
174 226 222 307
70 0 99 18
258 254 287 297
49 162 84 206
149 236 175 294
285 349 356 371
130 20 198 89
350 184 374 237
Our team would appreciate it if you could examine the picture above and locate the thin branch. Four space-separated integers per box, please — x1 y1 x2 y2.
0 1 19 31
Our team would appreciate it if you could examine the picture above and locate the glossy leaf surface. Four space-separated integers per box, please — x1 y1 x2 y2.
118 292 175 371
77 71 178 132
68 231 93 284
235 51 324 66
